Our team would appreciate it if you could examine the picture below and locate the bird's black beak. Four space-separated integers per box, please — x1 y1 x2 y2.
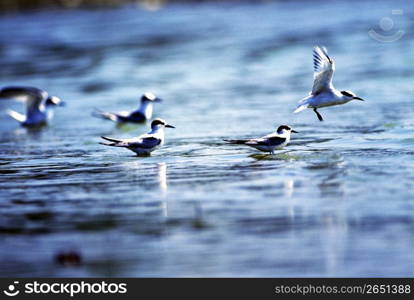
291 129 299 133
165 124 175 128
154 97 163 103
353 97 364 101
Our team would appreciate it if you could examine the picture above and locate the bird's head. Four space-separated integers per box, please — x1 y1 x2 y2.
141 92 162 103
45 96 65 107
277 125 298 135
151 118 175 130
341 90 364 101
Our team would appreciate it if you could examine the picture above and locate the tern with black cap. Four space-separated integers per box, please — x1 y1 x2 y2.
100 118 175 156
224 125 298 154
0 86 64 126
93 92 162 123
294 46 364 121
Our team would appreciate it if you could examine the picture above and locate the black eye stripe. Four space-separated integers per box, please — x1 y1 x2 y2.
277 125 291 132
151 119 166 126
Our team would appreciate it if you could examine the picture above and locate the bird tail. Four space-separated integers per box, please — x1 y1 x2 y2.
92 108 118 122
101 136 121 142
293 104 308 113
99 142 117 146
223 139 248 145
6 109 26 123
100 136 122 147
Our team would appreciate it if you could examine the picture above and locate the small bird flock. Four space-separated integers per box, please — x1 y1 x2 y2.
0 46 364 156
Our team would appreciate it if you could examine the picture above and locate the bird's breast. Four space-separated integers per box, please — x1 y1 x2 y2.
309 93 348 108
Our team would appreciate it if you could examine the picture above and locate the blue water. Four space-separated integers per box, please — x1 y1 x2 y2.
1 0 414 277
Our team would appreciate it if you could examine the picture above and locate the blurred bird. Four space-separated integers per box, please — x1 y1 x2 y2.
0 86 64 126
100 118 175 156
93 92 162 123
224 125 297 154
294 46 364 121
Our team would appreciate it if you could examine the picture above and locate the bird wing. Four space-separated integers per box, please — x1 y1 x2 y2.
116 111 130 117
92 109 131 122
7 109 26 123
0 86 48 114
246 134 286 146
101 132 161 149
311 46 335 95
129 136 161 149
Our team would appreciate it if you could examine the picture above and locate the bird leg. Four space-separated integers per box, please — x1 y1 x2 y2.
313 108 324 121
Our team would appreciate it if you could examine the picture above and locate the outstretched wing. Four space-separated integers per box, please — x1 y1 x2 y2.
0 86 48 114
311 46 335 95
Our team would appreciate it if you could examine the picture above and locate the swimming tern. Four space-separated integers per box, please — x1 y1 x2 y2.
0 86 64 126
100 118 175 156
93 92 162 123
224 125 297 154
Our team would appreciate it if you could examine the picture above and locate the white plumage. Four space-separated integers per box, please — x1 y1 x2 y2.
224 125 298 154
100 118 175 156
294 46 364 121
0 86 64 126
93 92 162 123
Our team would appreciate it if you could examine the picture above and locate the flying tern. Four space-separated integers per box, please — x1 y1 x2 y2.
294 46 364 121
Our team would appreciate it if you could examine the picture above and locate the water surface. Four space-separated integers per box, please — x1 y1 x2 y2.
1 0 414 277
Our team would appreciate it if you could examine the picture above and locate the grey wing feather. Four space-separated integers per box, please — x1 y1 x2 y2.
93 109 132 122
101 134 161 149
312 46 335 95
258 136 286 146
93 110 119 122
0 86 48 113
130 136 161 149
246 134 286 146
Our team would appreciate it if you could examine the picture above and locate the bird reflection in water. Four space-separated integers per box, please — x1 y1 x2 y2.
157 162 168 217
157 162 167 191
284 179 295 198
284 179 296 220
